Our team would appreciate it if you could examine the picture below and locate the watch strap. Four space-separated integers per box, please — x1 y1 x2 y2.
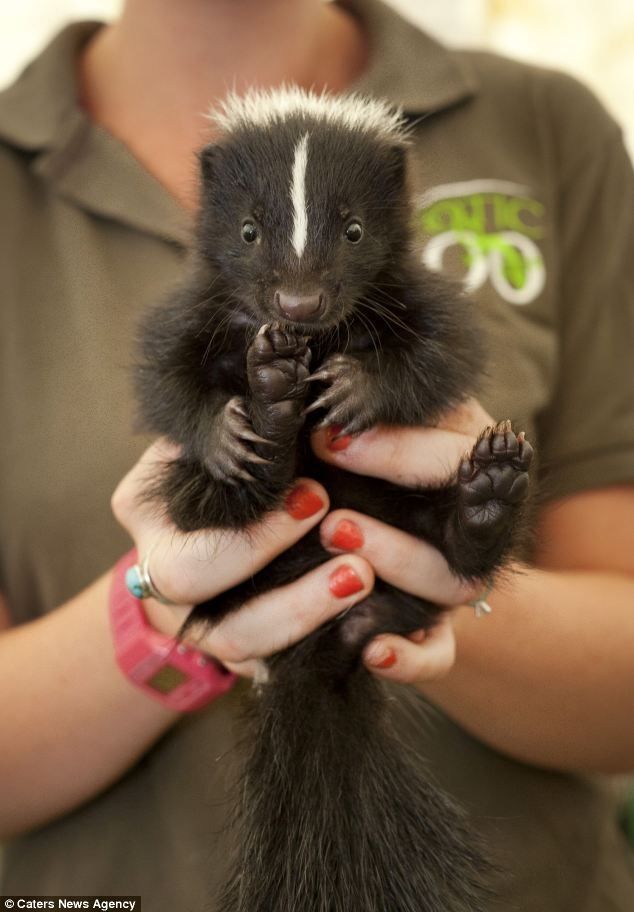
109 549 237 712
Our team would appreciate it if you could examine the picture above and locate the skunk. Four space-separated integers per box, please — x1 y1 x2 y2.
135 87 532 912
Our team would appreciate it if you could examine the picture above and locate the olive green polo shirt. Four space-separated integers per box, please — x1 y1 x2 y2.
1 1 634 909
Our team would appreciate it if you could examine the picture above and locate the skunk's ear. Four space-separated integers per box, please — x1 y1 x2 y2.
199 145 220 183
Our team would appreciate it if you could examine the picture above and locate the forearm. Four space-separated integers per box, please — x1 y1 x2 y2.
0 572 180 839
422 566 634 773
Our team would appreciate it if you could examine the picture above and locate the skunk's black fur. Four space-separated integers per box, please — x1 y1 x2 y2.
135 90 532 912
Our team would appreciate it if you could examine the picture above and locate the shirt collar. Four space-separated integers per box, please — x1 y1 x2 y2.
0 5 478 246
342 0 479 115
0 21 191 246
0 22 90 150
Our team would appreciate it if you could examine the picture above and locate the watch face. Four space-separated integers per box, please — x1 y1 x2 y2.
146 664 189 694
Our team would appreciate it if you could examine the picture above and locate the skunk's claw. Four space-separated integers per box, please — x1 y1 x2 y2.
304 353 372 432
226 398 279 447
237 429 277 447
322 414 371 437
304 364 340 384
228 398 249 419
204 396 274 483
303 393 333 416
225 466 257 485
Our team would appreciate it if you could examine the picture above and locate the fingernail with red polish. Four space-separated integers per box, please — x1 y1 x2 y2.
365 642 397 669
328 564 364 598
284 484 324 520
330 519 364 551
325 425 352 452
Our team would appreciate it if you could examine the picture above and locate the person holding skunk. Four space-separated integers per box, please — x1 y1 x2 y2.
0 0 633 909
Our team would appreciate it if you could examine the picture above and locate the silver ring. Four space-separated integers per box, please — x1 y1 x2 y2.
468 579 494 618
125 551 179 606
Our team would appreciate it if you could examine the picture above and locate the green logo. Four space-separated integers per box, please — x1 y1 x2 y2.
416 180 546 305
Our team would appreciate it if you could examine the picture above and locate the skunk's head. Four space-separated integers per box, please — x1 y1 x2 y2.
197 87 411 332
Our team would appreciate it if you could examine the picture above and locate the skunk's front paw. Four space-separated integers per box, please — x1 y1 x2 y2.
204 396 276 484
304 353 372 435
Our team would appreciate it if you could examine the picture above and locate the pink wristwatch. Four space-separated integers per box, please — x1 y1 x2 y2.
109 550 237 712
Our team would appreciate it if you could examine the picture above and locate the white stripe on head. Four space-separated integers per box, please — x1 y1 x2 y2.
209 86 409 145
290 133 309 259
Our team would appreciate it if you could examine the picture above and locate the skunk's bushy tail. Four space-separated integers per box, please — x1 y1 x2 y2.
218 629 490 912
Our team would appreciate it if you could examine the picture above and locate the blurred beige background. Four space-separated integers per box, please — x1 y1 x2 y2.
1 0 633 157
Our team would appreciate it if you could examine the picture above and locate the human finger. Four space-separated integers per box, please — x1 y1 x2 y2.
187 554 375 664
362 615 456 684
112 441 330 606
311 398 497 489
434 397 494 435
144 477 331 606
320 509 478 605
311 423 476 488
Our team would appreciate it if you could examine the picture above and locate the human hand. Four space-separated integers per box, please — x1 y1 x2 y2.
112 440 375 678
312 399 496 686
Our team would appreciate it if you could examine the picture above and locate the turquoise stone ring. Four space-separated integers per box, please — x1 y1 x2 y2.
125 564 149 600
124 554 178 606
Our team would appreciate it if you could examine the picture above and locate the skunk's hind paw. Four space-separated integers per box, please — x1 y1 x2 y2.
457 420 532 541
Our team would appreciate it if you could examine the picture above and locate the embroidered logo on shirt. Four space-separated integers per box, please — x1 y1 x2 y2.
416 179 546 306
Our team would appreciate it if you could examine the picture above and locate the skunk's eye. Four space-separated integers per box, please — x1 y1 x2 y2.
241 221 259 244
345 221 363 244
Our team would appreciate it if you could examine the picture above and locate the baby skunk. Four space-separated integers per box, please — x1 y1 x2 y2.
135 87 532 912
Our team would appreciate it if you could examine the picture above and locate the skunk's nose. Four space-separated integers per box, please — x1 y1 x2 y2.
275 290 324 322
